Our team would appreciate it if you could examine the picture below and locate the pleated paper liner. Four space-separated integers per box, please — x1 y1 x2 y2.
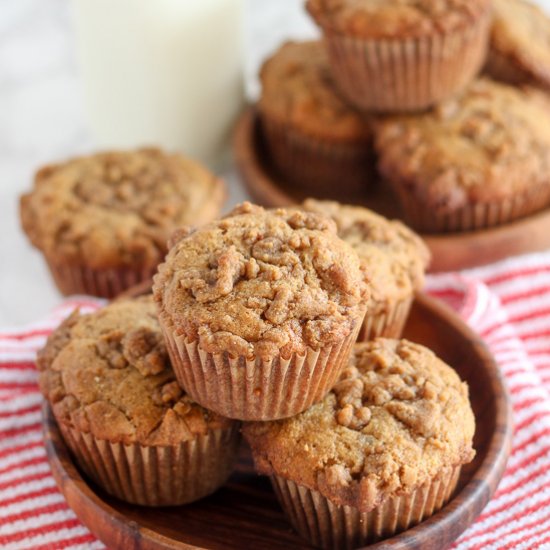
271 466 461 550
392 182 550 234
58 422 241 506
160 311 364 421
484 49 534 86
46 257 158 299
321 11 491 112
357 297 413 342
260 113 374 198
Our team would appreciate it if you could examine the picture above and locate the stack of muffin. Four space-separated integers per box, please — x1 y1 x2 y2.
24 1 548 546
28 150 476 547
259 0 550 234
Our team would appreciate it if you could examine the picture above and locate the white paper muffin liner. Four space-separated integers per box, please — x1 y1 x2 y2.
392 181 550 233
159 312 364 421
46 257 157 298
271 466 461 549
322 12 491 112
260 113 374 197
358 297 413 342
484 48 537 86
58 422 240 506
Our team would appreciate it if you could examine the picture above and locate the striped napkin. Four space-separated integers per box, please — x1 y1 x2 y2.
2 251 550 550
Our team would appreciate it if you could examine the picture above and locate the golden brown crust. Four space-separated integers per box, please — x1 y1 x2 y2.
20 148 226 269
306 0 492 39
375 78 550 214
244 339 476 512
259 40 371 142
153 202 369 360
301 200 430 309
37 296 233 446
488 0 550 89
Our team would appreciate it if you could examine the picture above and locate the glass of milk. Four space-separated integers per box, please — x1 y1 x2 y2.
71 0 245 167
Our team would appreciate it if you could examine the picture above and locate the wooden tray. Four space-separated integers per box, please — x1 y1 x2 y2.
43 293 512 550
233 107 550 273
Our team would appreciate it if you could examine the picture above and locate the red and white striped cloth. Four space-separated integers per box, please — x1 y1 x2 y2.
2 252 550 550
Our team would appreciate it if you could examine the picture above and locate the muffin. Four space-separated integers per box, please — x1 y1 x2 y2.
486 0 550 90
302 200 430 341
259 40 374 197
306 0 492 112
244 339 476 548
37 296 240 506
20 148 226 298
153 202 369 421
375 78 550 233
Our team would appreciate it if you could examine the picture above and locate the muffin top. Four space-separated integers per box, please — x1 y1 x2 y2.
306 0 491 39
244 339 475 511
153 202 369 360
490 0 550 89
20 148 225 269
302 200 430 307
37 296 233 446
375 78 550 213
259 40 371 141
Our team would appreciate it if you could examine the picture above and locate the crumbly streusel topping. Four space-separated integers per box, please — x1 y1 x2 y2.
490 0 550 88
153 202 369 360
307 0 491 39
375 78 550 212
259 40 371 141
37 297 232 446
302 200 430 307
20 148 225 269
244 339 475 511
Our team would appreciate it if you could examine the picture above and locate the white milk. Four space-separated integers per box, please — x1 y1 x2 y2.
71 0 245 167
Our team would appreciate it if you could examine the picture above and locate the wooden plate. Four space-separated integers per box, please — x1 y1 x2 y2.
43 293 512 550
233 107 550 273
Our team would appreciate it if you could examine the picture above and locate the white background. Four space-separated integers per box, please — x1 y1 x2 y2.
1 0 549 327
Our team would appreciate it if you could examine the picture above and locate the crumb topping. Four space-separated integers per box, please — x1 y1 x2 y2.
37 297 232 445
244 339 475 511
20 148 225 269
302 200 430 308
375 79 550 213
259 40 371 141
153 202 369 360
307 0 491 39
491 0 550 88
